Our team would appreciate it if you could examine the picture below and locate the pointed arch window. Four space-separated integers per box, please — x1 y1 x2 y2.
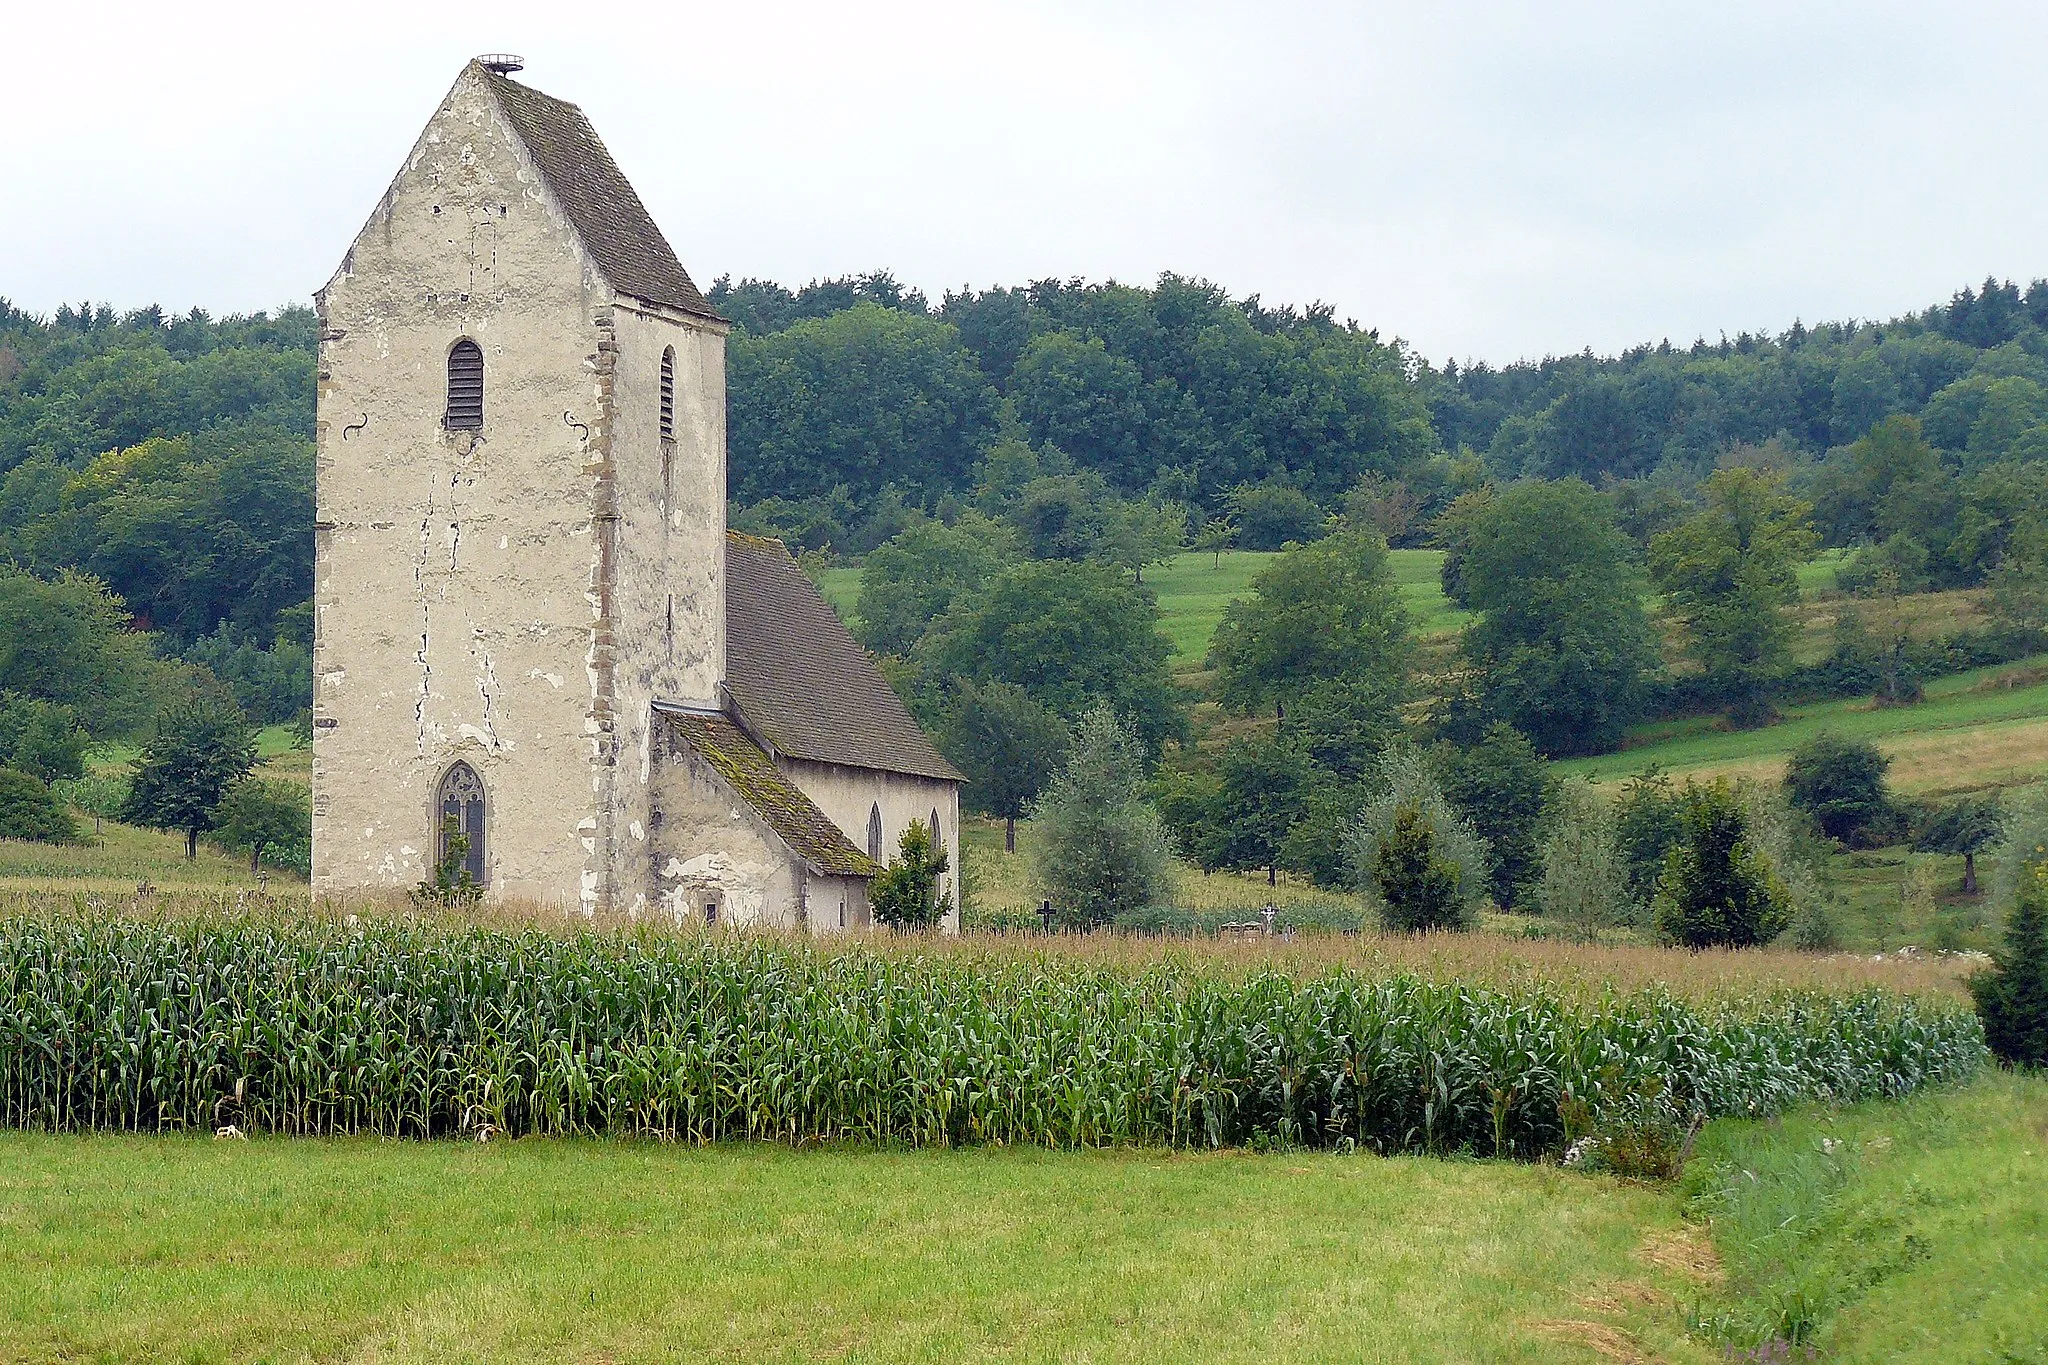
436 761 487 886
929 808 942 849
867 804 884 862
659 346 677 442
444 339 484 430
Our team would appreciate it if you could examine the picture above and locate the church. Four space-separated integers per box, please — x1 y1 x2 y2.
310 56 963 929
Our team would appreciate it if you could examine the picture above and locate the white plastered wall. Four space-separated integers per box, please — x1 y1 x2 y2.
607 305 727 916
314 66 616 905
647 735 805 930
782 759 963 933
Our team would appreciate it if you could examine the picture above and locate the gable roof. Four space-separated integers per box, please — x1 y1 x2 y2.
661 709 880 878
724 532 964 783
480 66 723 322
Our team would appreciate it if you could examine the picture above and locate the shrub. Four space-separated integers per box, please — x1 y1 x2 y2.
0 694 88 783
1614 768 1684 905
1969 866 2048 1068
1653 780 1794 949
1029 707 1175 928
411 815 482 907
1372 808 1466 931
1535 779 1635 936
0 769 78 844
1436 724 1550 909
1783 733 1900 847
1227 482 1326 550
49 772 127 822
1989 784 2048 917
1352 747 1489 932
871 818 950 929
1560 1074 1701 1182
1786 901 1843 952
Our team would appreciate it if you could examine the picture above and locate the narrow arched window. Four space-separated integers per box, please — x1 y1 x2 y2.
659 346 676 442
444 339 484 430
867 804 884 862
435 761 487 886
929 808 942 850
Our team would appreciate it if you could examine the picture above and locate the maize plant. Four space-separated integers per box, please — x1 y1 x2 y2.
0 915 1985 1157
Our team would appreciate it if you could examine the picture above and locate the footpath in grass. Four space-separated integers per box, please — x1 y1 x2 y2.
1684 1071 2048 1362
0 1134 1712 1364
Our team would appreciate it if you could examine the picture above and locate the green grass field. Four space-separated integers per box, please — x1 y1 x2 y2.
821 549 1467 666
0 1133 1732 1365
1 1072 2036 1364
1684 1070 2048 1359
1556 656 2048 796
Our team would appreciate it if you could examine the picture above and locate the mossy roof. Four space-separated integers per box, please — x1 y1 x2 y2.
662 710 879 879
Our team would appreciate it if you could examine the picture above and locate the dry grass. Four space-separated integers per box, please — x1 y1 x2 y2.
963 816 1340 913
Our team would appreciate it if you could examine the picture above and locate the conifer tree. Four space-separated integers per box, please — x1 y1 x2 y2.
1970 866 2048 1068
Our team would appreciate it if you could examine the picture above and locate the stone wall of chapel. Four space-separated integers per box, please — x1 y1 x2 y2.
648 736 804 929
607 305 726 916
781 759 962 933
313 66 614 906
805 874 872 934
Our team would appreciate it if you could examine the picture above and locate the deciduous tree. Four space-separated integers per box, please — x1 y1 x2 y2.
937 682 1067 853
119 694 255 859
1208 529 1409 720
1649 468 1818 725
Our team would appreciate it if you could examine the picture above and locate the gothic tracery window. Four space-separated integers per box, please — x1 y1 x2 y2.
444 339 484 430
436 761 488 886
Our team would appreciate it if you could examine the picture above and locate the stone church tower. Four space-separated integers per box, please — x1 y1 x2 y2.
314 57 960 923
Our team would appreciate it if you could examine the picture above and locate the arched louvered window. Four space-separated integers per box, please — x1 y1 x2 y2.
659 346 676 442
435 761 487 887
444 339 484 431
867 804 884 862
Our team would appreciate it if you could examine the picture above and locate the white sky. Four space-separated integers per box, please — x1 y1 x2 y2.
6 0 2044 365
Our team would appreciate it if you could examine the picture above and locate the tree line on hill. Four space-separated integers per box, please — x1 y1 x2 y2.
3 275 2048 912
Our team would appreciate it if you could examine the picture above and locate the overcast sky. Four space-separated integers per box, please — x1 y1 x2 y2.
7 1 2044 364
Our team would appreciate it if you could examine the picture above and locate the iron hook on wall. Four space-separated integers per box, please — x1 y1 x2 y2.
564 411 590 445
341 413 369 441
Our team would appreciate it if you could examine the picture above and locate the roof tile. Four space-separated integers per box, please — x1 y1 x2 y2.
725 532 964 782
482 68 723 322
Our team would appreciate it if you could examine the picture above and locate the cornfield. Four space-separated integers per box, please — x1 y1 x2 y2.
0 913 1985 1158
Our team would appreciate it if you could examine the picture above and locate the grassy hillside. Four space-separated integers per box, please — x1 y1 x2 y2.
1557 656 2048 796
821 548 1468 666
0 722 311 891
